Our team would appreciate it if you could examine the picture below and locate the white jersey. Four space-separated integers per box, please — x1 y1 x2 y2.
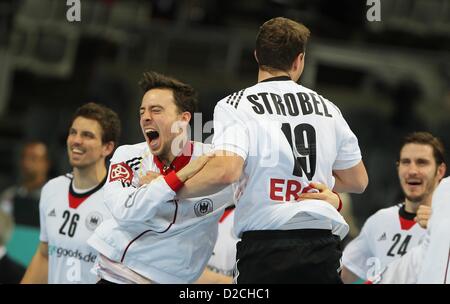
212 76 361 238
207 207 239 277
342 204 426 280
87 141 234 283
39 174 110 284
376 177 450 284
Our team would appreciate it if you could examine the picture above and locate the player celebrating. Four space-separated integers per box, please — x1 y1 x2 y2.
87 71 235 284
341 132 446 283
21 103 121 284
176 17 368 283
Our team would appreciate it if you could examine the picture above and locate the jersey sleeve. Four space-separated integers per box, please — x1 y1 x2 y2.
38 183 49 242
342 221 374 280
104 146 180 230
212 102 249 161
333 111 362 170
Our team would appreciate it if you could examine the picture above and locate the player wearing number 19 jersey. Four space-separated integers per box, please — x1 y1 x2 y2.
21 103 121 284
176 17 368 284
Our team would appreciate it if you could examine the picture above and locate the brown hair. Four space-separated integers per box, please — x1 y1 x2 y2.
255 17 310 72
400 132 446 165
70 102 121 145
139 71 198 116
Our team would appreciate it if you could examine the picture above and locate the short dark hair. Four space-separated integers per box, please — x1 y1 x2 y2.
70 102 121 145
400 132 446 165
255 17 310 72
139 71 198 116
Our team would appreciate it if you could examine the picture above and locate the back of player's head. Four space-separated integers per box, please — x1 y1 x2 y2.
70 102 121 145
139 71 198 117
400 132 446 165
255 17 310 73
0 210 13 246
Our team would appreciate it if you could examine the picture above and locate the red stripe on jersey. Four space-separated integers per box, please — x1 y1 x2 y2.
399 216 416 230
219 208 234 223
154 141 193 175
68 191 91 209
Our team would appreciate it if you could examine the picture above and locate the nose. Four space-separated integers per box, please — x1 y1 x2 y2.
407 163 419 175
141 110 153 122
70 133 83 145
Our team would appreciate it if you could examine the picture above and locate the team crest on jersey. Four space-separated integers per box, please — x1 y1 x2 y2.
109 162 133 184
194 198 213 217
85 212 103 231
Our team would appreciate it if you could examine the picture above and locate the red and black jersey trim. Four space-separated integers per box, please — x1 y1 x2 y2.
219 206 235 223
68 175 107 209
153 141 193 175
398 204 417 230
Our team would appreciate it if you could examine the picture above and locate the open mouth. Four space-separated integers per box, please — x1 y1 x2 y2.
406 180 422 186
146 130 159 141
71 147 84 155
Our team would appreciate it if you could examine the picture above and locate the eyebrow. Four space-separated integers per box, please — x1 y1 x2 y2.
140 105 163 110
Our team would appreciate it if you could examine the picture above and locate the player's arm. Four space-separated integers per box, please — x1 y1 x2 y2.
333 160 368 193
106 150 212 226
195 268 233 284
178 101 247 199
296 182 341 210
21 242 48 284
177 152 244 199
341 266 363 284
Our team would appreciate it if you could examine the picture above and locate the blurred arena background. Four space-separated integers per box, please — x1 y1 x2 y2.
0 0 449 267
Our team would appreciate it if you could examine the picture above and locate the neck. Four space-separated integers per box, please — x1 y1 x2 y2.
158 135 190 165
72 161 106 190
22 176 46 192
404 197 431 213
258 69 291 83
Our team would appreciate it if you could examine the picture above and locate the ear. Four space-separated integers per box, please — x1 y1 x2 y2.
437 163 447 181
254 50 259 64
292 52 304 71
180 111 191 124
102 141 115 158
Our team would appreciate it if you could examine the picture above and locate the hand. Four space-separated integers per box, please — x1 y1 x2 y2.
414 205 431 229
177 153 214 182
139 171 161 186
296 182 340 210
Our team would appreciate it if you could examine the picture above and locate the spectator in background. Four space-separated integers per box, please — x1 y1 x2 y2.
0 141 50 267
0 210 25 284
0 141 50 225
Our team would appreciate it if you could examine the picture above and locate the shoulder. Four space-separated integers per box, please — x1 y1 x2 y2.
192 141 212 156
113 142 148 162
366 205 400 224
301 85 343 116
217 88 249 110
373 204 400 217
41 174 72 197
